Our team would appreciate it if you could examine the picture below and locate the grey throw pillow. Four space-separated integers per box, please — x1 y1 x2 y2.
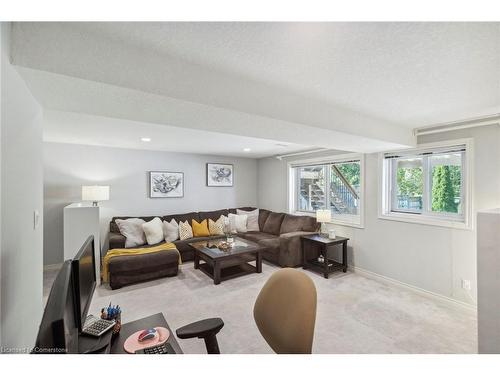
237 208 260 231
115 218 146 248
163 219 179 242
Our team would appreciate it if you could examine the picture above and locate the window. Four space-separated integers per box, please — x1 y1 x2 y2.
381 141 471 228
290 155 363 227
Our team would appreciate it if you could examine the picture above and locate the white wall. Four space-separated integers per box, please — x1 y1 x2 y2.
43 142 258 265
257 125 500 306
1 22 44 350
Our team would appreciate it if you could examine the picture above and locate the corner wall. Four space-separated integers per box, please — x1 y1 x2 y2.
43 142 258 265
257 125 500 306
1 22 44 350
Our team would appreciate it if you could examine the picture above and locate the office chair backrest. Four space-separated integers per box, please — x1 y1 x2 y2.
253 268 317 354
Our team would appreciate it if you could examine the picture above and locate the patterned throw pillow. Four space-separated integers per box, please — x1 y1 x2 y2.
179 220 193 240
208 216 225 235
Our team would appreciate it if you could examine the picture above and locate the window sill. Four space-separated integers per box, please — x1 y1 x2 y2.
292 211 364 229
378 212 472 230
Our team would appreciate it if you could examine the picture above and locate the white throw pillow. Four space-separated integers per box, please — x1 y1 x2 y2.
115 218 146 248
237 208 259 231
179 220 193 240
228 213 248 233
221 215 230 233
163 219 179 242
142 217 164 245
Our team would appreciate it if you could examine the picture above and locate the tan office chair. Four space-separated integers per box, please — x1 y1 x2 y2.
253 268 317 354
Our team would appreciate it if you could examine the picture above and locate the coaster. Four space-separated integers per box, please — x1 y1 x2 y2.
123 326 170 354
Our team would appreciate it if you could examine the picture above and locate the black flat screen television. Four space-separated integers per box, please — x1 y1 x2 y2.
71 235 97 331
33 260 79 353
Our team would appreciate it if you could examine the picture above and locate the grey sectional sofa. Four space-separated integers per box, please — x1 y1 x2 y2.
109 207 319 266
106 207 319 288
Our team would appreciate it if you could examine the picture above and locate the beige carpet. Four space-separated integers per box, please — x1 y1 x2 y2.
44 262 477 354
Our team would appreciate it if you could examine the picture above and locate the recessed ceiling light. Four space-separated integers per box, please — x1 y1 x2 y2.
243 148 251 152
141 137 151 142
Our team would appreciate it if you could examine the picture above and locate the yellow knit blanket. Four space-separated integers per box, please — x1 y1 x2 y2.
101 242 181 283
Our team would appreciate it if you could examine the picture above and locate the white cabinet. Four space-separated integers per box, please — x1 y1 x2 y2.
477 208 500 353
63 203 101 284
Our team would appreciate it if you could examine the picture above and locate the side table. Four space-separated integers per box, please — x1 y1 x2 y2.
301 234 349 279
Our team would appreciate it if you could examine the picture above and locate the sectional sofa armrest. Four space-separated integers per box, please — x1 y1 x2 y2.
278 231 317 267
109 232 126 250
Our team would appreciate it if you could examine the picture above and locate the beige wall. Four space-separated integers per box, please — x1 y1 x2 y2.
257 125 500 306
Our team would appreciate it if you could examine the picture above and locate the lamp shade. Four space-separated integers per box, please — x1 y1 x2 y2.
82 185 109 202
316 209 331 223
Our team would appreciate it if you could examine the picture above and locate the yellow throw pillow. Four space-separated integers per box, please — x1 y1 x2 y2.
179 220 193 240
192 219 210 237
208 216 225 235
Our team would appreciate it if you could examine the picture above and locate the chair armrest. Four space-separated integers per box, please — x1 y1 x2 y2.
176 318 224 339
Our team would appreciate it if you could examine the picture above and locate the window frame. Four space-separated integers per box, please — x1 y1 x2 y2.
379 139 473 230
288 153 365 229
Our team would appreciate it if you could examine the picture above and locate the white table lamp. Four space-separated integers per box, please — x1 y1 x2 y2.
82 185 109 206
316 209 331 237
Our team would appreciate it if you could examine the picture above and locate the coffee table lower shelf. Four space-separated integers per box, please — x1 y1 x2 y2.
198 262 257 284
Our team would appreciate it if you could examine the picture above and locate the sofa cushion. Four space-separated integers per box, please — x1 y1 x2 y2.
280 214 318 234
199 209 229 222
301 216 318 232
238 231 277 243
262 212 285 235
257 237 280 252
163 212 200 225
258 209 272 231
108 250 179 273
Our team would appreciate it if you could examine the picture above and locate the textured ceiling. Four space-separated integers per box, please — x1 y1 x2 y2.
73 22 500 127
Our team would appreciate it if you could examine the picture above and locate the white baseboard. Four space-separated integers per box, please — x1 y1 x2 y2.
352 266 477 313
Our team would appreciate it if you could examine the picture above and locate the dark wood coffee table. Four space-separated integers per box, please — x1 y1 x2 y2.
189 237 263 285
